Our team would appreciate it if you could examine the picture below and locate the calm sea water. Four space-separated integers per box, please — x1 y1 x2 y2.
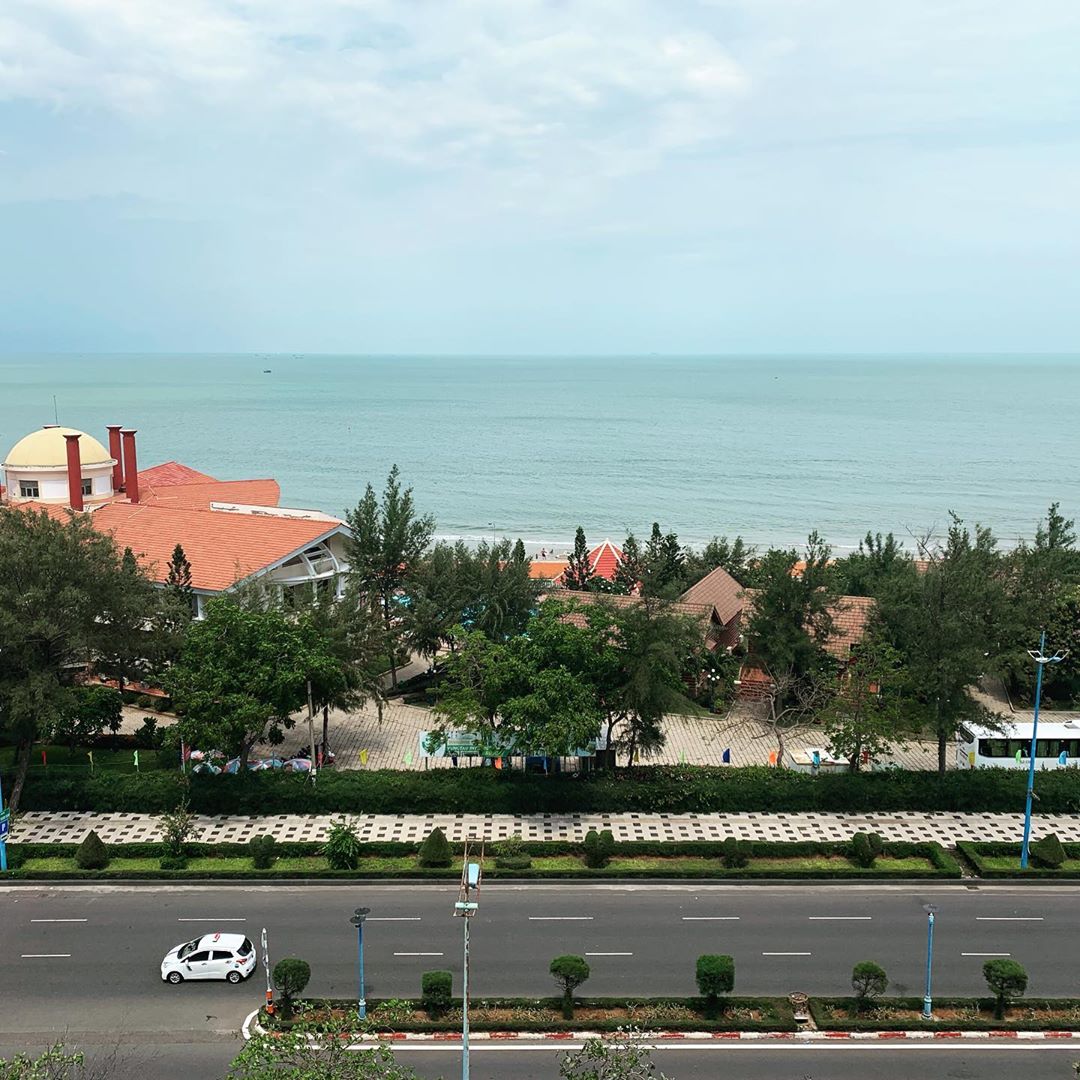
0 354 1077 553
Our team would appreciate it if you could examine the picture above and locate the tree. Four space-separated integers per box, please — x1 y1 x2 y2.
273 958 311 1019
157 796 202 858
551 955 590 1018
167 599 340 770
165 543 193 607
641 523 685 598
421 970 453 1017
346 465 435 689
0 1043 125 1080
877 514 1008 774
0 507 155 812
682 534 755 589
821 637 911 770
74 829 109 870
983 958 1027 1020
559 1028 671 1080
227 1010 421 1079
613 533 644 595
94 545 161 697
46 685 122 751
851 961 888 1012
564 526 595 591
831 532 913 598
695 954 735 1017
417 827 452 867
464 539 541 640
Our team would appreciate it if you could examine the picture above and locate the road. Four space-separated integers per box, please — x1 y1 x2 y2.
2 881 1077 1075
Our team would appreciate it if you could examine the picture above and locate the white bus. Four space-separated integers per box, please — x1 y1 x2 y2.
958 720 1080 771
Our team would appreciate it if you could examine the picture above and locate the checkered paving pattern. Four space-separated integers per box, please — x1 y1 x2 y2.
11 810 1077 846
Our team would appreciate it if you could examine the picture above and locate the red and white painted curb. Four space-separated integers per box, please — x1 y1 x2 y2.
241 1011 1080 1044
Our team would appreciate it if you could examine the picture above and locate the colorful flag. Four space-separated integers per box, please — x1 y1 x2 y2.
1015 748 1022 764
87 750 94 771
721 748 731 764
359 749 368 766
133 749 140 771
494 757 503 770
1060 751 1069 765
968 751 976 768
41 749 47 767
404 749 413 766
768 750 778 767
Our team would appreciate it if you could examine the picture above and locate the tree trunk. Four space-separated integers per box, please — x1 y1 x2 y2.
322 704 330 759
238 738 254 773
937 703 947 777
383 598 398 690
8 738 33 814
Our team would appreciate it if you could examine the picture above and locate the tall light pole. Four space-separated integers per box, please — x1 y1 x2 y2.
1020 632 1068 869
350 906 370 1020
922 907 937 1019
453 840 483 1080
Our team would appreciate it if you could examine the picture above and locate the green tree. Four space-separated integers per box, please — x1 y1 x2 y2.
272 958 311 1020
683 534 755 587
465 539 542 640
74 829 109 870
877 514 1008 775
157 796 202 858
851 960 888 1012
831 532 914 598
641 523 685 598
983 958 1027 1020
0 507 155 812
0 1043 120 1080
46 685 122 751
93 545 161 697
346 465 435 689
227 1009 421 1079
167 599 340 770
564 526 595 591
559 1028 671 1080
614 533 645 595
551 955 590 1019
165 543 194 607
417 827 452 867
695 954 735 1017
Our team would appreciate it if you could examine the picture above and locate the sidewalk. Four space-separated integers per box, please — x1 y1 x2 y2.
10 810 1075 846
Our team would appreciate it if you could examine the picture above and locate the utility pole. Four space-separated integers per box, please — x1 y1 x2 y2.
453 837 484 1080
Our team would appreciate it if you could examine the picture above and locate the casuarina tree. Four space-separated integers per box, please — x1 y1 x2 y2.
563 527 595 591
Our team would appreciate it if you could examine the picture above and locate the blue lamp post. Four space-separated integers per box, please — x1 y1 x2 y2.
350 906 370 1020
922 908 936 1019
1020 632 1068 869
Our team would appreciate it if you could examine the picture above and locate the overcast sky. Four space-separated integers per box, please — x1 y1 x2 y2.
1 1 1077 354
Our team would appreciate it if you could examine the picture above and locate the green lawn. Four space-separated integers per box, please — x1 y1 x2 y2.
978 855 1080 873
0 745 165 773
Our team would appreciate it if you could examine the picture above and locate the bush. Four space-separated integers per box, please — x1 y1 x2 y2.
550 955 590 1019
495 834 532 869
134 716 158 750
696 954 735 1016
421 970 453 1017
322 818 363 870
983 959 1028 1020
159 855 187 870
583 829 616 869
249 835 278 870
273 958 311 1019
74 830 109 870
867 833 885 858
495 854 533 870
851 832 876 868
418 828 452 868
1030 833 1065 869
721 836 749 869
158 797 201 858
851 961 888 1011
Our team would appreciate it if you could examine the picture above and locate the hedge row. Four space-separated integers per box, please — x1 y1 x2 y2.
7 763 1080 815
956 841 1080 879
811 997 1080 1031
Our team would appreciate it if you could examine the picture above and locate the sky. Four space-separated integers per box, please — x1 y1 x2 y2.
1 1 1078 355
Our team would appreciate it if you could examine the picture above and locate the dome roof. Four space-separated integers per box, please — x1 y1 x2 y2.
3 427 114 469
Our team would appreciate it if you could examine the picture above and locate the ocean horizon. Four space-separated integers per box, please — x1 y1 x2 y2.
1 353 1077 555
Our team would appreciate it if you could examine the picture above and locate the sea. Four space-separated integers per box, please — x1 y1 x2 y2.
0 354 1077 555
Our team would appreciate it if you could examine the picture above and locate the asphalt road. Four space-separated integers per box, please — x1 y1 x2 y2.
2 882 1077 1041
1 1038 1078 1080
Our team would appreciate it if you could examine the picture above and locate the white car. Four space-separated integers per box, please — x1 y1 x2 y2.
161 932 257 984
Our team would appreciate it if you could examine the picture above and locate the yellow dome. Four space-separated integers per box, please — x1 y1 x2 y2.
3 427 114 469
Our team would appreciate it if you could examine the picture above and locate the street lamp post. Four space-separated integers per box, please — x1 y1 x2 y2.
922 909 936 1019
453 845 482 1080
350 906 370 1020
1021 632 1068 869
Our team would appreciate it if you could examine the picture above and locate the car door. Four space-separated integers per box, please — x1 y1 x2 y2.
210 950 235 979
184 950 212 980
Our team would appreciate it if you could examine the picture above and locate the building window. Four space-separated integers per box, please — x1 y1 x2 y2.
19 481 39 498
81 478 92 496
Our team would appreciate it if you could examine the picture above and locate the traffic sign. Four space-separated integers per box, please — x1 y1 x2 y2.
0 812 10 841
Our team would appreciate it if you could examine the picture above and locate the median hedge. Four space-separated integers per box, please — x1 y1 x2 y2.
811 997 1080 1031
7 763 1080 815
957 841 1080 879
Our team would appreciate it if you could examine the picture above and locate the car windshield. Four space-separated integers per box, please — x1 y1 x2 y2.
177 939 201 960
238 938 253 956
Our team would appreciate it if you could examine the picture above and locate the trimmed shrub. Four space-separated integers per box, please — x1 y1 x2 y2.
550 955 590 1019
417 828 452 868
983 959 1028 1020
495 855 533 870
721 836 749 869
867 833 885 858
851 832 876 868
851 961 888 1012
249 835 278 870
421 970 453 1017
74 830 109 870
583 829 617 869
322 818 363 870
495 833 532 869
273 958 311 1019
1030 833 1065 869
159 855 187 870
696 954 735 1017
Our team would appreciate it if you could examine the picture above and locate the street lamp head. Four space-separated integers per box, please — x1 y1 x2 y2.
350 906 371 927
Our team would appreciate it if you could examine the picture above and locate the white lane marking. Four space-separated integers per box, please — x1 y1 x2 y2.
975 917 1044 922
22 953 71 958
962 952 1011 957
368 917 422 922
682 916 740 921
585 952 632 956
393 952 444 957
808 916 872 921
31 918 88 923
177 918 247 922
529 916 593 921
762 951 812 956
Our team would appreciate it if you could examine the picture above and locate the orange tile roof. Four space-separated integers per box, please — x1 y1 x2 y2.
138 461 217 486
739 588 875 659
139 478 281 510
588 539 624 581
555 590 723 649
678 564 745 626
90 501 344 592
529 559 570 580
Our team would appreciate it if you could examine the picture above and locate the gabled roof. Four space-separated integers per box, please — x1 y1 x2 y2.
138 461 217 486
139 478 281 510
90 501 345 592
678 564 745 625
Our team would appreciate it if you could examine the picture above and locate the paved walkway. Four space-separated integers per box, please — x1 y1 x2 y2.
10 810 1073 846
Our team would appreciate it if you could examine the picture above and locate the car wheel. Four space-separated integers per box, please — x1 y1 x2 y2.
167 971 184 984
226 970 243 984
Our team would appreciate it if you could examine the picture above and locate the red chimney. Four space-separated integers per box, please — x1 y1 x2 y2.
64 433 84 511
106 425 124 491
121 429 139 504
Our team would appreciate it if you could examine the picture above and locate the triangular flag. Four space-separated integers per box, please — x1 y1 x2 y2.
359 749 368 766
404 749 413 766
1015 748 1022 764
494 757 503 770
721 748 731 764
768 750 778 767
133 749 140 771
87 750 94 771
